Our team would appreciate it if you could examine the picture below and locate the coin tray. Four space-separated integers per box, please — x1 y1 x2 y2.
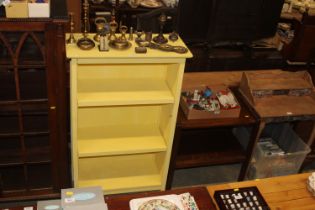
214 186 270 210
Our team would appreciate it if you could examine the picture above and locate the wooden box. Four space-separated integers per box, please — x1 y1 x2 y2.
180 85 241 120
5 0 28 18
239 70 315 118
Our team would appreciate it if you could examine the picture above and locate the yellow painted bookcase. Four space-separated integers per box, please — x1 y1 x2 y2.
66 34 192 194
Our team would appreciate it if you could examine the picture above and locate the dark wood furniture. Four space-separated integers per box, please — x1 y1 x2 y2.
0 0 70 202
178 0 285 72
282 12 315 62
166 72 261 189
72 0 177 33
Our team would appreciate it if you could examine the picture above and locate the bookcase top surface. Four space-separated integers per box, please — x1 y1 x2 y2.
66 34 192 59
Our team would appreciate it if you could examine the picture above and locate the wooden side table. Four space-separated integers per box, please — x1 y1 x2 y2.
166 72 261 189
239 70 315 178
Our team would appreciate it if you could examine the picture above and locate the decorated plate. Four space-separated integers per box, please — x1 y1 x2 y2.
73 192 96 201
44 205 60 210
138 199 181 210
140 0 163 8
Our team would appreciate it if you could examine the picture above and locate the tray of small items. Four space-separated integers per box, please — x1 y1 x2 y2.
180 86 240 120
214 187 270 210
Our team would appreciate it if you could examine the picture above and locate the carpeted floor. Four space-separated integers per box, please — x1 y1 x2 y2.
171 164 241 188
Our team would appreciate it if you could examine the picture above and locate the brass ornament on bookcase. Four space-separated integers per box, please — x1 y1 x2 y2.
67 12 76 44
153 13 168 44
108 22 118 41
109 25 132 50
128 26 134 41
168 31 179 42
94 17 109 42
77 0 95 50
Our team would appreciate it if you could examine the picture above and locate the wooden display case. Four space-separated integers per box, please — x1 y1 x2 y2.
281 11 315 63
0 0 70 202
66 34 192 194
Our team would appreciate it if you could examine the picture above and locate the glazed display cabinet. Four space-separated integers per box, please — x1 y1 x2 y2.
67 34 192 194
0 1 70 201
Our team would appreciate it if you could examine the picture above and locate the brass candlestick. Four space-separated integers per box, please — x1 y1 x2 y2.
153 13 168 44
77 0 95 50
108 22 118 41
67 12 76 44
128 26 134 41
119 25 128 41
94 17 108 42
109 25 132 50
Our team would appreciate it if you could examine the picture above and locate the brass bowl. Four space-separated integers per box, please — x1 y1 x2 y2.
77 37 95 50
136 40 150 47
109 40 132 50
172 46 188 54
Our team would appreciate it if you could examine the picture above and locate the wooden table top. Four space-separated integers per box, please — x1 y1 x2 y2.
0 186 216 210
207 172 315 210
5 173 315 210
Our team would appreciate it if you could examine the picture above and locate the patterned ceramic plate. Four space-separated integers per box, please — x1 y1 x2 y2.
140 0 163 8
138 199 181 210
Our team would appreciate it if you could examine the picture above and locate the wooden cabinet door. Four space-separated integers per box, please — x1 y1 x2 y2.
0 20 70 202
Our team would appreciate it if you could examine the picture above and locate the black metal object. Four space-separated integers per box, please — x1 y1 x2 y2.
214 186 270 210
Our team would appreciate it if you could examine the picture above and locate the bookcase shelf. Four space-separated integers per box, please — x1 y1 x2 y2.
78 174 162 195
78 153 163 194
77 78 174 106
78 124 167 157
67 35 191 194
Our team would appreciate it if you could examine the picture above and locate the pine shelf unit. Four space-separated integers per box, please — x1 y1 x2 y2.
66 34 192 194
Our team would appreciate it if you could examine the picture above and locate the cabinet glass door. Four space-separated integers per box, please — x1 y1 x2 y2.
0 31 53 195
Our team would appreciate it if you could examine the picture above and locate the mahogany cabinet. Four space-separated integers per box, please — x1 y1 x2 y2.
0 1 70 201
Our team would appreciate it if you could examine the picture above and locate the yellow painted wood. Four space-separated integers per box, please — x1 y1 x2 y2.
77 63 168 78
78 174 162 194
78 153 163 180
159 63 186 189
77 78 174 106
77 124 167 157
77 105 164 127
76 63 178 106
76 58 185 65
70 59 79 186
208 173 315 210
67 34 191 194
